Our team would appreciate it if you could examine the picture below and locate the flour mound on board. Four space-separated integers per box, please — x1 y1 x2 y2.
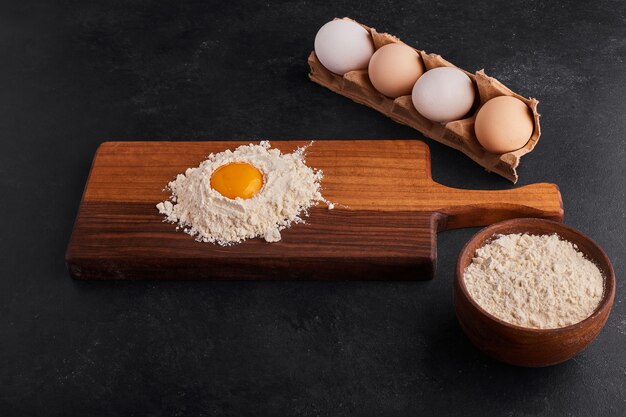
464 233 604 329
156 141 331 245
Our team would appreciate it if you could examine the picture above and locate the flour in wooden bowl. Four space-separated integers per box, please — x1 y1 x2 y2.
156 141 332 245
463 233 604 329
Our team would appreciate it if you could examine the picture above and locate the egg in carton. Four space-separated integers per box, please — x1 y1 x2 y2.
308 18 541 183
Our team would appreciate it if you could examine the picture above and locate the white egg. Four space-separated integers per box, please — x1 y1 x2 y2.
314 19 375 75
411 67 475 123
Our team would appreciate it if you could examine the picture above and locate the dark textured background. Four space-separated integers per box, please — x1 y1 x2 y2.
2 0 625 415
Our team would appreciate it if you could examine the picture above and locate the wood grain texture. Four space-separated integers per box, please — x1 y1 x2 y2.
454 219 615 367
66 140 564 280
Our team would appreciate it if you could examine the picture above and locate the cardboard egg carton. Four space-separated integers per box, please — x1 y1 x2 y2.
308 18 541 183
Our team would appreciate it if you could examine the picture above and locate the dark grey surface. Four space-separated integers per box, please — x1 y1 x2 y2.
2 0 625 415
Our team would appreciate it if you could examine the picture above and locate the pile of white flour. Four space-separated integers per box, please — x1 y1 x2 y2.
464 233 604 329
156 141 331 245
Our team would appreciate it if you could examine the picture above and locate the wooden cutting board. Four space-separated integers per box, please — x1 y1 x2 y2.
66 140 563 280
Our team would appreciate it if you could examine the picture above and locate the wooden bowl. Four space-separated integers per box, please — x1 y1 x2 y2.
454 218 615 367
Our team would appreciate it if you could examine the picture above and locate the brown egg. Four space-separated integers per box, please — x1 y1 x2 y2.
474 96 534 154
368 43 425 98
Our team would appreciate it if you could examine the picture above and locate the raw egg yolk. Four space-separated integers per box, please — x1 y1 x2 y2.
210 162 263 200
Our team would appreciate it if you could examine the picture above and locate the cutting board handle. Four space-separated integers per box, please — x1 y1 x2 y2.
434 182 564 230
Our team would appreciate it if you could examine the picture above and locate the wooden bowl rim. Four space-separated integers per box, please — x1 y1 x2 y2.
456 218 616 334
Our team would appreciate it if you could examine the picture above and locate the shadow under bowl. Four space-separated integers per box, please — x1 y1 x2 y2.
454 218 615 367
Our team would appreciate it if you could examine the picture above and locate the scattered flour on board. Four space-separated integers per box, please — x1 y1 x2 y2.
156 141 332 245
464 233 604 329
